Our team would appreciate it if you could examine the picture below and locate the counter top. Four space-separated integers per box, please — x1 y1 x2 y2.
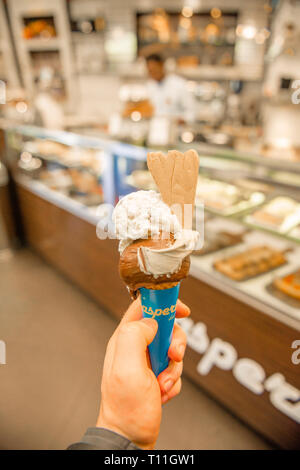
5 124 300 174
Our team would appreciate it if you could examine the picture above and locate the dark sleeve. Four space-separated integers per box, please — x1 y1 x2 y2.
67 427 141 450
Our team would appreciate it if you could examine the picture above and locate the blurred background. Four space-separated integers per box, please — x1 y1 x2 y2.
0 0 299 450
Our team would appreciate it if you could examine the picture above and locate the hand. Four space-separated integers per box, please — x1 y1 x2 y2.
97 297 190 449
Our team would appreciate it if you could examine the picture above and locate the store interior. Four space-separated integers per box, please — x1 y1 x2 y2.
0 0 300 450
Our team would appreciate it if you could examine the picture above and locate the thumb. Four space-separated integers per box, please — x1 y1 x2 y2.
114 318 158 371
139 318 158 345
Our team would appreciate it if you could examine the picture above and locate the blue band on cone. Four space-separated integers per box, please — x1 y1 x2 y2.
140 284 180 376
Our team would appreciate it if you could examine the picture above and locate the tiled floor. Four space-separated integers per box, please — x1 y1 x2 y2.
0 249 272 450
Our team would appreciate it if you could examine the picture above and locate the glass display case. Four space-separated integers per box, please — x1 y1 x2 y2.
5 126 111 225
115 140 300 324
4 125 300 325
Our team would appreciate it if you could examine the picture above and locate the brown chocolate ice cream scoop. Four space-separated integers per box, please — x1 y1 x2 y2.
119 233 190 299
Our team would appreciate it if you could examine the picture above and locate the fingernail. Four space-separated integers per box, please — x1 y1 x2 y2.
142 318 157 328
162 395 168 404
163 379 173 393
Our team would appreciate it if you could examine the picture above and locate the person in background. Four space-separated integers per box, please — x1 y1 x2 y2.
68 297 190 450
34 67 65 130
145 54 195 124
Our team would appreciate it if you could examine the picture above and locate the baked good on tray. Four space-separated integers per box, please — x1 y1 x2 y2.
193 230 244 256
248 197 300 232
195 176 265 216
213 245 287 281
289 224 300 241
273 270 300 300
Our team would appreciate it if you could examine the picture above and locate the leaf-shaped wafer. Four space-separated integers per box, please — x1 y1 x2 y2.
147 151 175 206
147 149 199 228
172 149 199 206
170 149 199 228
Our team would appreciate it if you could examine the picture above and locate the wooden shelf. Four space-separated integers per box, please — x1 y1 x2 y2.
8 0 76 110
22 37 61 51
0 1 20 87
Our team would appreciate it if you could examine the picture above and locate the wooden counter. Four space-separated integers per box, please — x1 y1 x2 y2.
15 183 300 449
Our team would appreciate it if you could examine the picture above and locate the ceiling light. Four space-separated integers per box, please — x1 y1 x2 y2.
242 25 257 39
131 111 142 122
210 8 222 19
181 131 194 143
182 6 193 18
236 24 257 40
16 101 28 113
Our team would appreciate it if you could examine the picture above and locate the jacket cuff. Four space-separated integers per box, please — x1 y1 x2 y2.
67 427 142 450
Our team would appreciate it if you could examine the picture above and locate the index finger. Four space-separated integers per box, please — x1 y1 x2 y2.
175 299 191 318
119 297 143 326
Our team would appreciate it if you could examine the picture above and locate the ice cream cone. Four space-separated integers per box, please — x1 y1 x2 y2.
113 149 200 375
140 283 180 376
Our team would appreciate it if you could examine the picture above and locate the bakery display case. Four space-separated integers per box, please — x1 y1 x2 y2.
5 124 300 320
122 145 300 321
4 124 300 449
4 126 109 227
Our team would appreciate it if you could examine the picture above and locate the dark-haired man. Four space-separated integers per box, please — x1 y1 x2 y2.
146 54 195 124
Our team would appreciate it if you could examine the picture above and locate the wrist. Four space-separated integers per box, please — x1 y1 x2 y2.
96 406 155 450
96 413 130 442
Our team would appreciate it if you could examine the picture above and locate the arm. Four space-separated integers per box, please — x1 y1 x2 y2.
67 428 141 450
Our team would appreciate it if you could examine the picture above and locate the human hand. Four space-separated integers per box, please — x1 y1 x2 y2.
96 297 190 449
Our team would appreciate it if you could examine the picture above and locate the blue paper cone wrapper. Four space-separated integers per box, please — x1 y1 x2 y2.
140 284 180 376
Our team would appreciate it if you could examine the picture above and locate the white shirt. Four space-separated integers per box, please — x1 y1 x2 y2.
35 92 64 130
146 74 195 123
